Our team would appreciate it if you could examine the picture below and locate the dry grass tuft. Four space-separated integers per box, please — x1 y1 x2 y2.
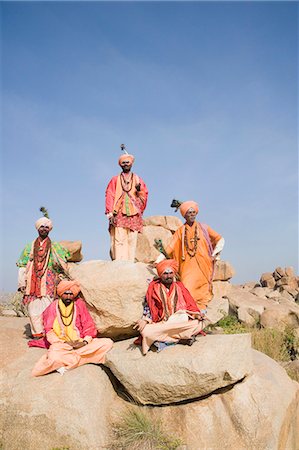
109 408 182 450
251 327 290 362
285 367 299 383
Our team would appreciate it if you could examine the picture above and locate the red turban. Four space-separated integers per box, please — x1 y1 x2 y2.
57 280 81 298
118 154 135 166
179 201 199 218
156 259 179 277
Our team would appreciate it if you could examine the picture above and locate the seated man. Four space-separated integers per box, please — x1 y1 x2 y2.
134 259 207 355
32 280 113 376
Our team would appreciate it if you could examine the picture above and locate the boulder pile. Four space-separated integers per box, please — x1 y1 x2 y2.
260 266 299 301
225 266 299 330
0 316 298 450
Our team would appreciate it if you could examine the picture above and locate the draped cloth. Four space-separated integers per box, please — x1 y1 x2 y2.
166 222 222 309
105 172 148 261
139 280 205 354
32 298 113 377
146 280 200 322
16 239 70 337
105 173 148 232
17 239 70 298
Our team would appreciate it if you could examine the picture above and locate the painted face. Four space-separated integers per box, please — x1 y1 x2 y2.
38 225 50 239
160 269 175 287
184 208 197 225
120 160 132 172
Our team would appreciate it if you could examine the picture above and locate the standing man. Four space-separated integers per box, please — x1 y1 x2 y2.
156 200 224 311
105 145 148 261
17 208 70 338
134 259 206 355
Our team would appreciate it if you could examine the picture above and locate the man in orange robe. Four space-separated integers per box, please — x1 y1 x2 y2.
105 150 148 261
156 201 224 311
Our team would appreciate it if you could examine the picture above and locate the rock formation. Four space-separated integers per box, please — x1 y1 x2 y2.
104 334 252 405
60 240 83 262
1 316 298 450
68 260 153 339
227 267 299 329
1 217 299 449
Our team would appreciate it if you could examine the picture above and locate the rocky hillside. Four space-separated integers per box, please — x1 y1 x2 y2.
1 216 298 449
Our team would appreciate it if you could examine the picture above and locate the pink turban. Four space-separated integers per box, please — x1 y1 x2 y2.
118 154 135 166
57 280 81 298
35 217 53 231
179 201 199 218
156 259 179 277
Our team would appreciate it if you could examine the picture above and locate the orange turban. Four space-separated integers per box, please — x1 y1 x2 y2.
179 201 199 218
57 280 81 298
35 217 53 231
118 154 135 166
156 259 179 277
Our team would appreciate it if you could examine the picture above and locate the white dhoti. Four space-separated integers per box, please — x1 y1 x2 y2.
141 319 205 355
27 296 53 337
110 226 138 261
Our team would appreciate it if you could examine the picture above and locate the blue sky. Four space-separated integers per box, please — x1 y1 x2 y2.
1 1 298 291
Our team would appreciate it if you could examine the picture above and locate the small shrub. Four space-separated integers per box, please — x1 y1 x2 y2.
283 325 299 360
109 408 182 450
213 315 249 334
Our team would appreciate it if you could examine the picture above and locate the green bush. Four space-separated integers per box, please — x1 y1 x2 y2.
211 314 249 334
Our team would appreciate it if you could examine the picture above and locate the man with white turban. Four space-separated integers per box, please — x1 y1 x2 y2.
17 213 70 338
134 259 206 355
105 148 148 261
155 200 225 311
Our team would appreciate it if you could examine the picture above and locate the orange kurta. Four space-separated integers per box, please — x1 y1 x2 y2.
166 222 221 309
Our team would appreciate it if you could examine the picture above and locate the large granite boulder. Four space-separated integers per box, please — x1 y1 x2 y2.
60 240 83 262
68 260 153 339
212 280 232 298
104 334 252 405
206 296 230 324
213 260 235 281
154 350 299 450
136 215 183 263
143 215 183 231
135 225 172 263
1 317 298 450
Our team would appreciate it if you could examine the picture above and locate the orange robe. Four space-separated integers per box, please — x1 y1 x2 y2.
166 222 221 309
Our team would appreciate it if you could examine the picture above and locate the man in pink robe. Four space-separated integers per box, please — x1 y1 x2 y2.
105 149 148 261
134 260 207 355
32 280 113 376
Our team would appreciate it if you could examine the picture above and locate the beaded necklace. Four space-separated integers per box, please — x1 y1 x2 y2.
184 224 200 258
58 301 75 327
33 237 51 279
120 172 134 192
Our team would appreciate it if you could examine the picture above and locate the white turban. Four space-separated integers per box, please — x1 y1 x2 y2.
35 217 53 231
